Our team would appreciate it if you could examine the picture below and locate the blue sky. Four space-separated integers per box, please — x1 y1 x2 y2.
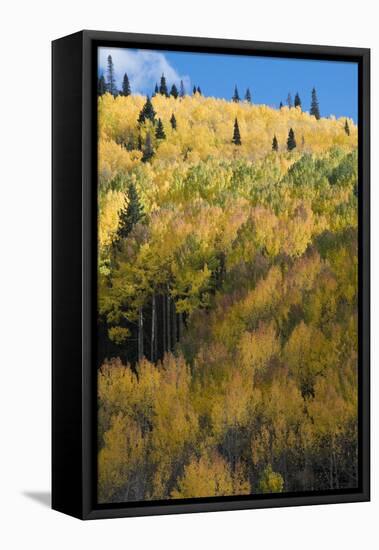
98 47 358 121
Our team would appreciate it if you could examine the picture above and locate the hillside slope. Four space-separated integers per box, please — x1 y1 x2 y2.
97 92 358 503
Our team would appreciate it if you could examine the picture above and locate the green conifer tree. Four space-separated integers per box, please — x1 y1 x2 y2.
170 84 179 98
287 92 293 108
170 113 177 129
272 135 279 152
121 73 131 96
106 55 117 96
294 92 301 108
159 74 168 96
155 118 166 139
279 101 283 109
116 182 144 241
97 75 106 96
197 86 202 95
245 88 252 103
310 87 320 119
232 118 242 145
232 85 240 102
287 128 297 151
137 96 156 124
193 85 197 95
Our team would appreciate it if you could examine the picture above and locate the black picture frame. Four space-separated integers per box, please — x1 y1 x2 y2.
52 30 370 520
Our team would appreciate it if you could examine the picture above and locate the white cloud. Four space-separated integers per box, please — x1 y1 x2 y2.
98 47 191 95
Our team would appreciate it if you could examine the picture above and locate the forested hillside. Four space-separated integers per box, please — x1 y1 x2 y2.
97 85 358 503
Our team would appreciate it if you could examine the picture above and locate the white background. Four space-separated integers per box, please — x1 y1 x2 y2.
0 0 377 548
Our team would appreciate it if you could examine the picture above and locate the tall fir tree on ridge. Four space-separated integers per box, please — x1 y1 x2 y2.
287 128 297 151
193 85 197 95
310 87 320 119
272 135 279 152
287 92 293 108
106 55 117 96
159 74 168 96
197 86 202 95
232 118 242 145
279 101 283 109
121 73 131 96
245 88 252 103
232 85 240 102
180 80 185 97
97 75 106 96
170 84 179 98
294 92 301 109
344 119 350 136
153 83 159 97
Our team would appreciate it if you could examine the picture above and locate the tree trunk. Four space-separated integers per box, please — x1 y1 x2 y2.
138 306 144 361
162 294 166 354
218 252 226 287
178 311 184 341
172 300 177 346
167 294 171 352
154 298 158 361
151 294 156 362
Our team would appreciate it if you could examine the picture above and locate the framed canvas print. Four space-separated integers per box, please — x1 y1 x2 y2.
52 30 370 519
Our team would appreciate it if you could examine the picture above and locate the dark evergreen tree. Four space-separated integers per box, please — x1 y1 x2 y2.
159 74 168 96
193 85 197 95
97 75 106 96
287 92 293 108
287 128 297 151
197 86 202 95
180 80 185 97
232 85 240 103
310 87 320 119
170 84 179 98
344 119 350 136
116 182 144 241
121 73 131 96
170 113 177 130
245 88 252 103
137 107 146 125
294 92 301 108
232 118 242 145
106 55 117 96
272 135 279 152
142 132 154 162
138 106 147 124
137 134 142 151
279 101 283 109
137 96 156 124
155 118 166 139
153 83 159 97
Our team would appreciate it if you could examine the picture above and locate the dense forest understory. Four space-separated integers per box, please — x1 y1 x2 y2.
97 91 358 503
